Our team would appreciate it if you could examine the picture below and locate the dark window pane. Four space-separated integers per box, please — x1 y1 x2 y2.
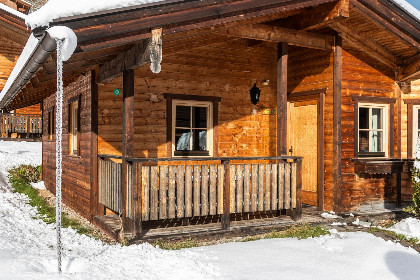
372 108 382 129
192 107 207 128
193 129 207 151
175 129 190 151
359 107 369 129
359 131 369 152
418 109 420 130
371 131 383 152
175 106 191 128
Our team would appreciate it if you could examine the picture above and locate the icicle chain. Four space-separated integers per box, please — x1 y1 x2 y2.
55 39 64 274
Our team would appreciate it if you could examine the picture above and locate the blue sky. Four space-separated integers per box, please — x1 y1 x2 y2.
407 0 420 10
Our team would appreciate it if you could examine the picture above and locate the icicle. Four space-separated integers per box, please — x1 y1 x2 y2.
55 38 64 274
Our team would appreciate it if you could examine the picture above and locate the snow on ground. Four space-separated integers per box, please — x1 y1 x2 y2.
388 218 420 241
1 141 420 279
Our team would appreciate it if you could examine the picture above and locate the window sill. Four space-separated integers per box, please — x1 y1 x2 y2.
67 154 81 159
352 158 404 174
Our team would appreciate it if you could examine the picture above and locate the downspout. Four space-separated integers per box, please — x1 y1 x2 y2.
0 29 56 109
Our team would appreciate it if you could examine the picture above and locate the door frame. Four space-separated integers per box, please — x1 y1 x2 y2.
288 88 325 210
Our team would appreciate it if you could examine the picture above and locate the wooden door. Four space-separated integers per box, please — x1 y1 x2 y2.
287 99 319 206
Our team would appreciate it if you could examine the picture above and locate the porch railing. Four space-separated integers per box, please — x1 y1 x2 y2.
0 113 42 137
98 155 302 232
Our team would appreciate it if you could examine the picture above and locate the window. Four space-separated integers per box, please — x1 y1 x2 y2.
358 103 389 157
47 107 55 141
172 100 212 156
69 98 80 155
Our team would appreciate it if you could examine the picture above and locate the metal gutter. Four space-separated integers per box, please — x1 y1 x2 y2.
0 32 56 109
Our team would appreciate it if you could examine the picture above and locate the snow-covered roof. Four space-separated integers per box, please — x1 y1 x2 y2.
26 0 174 29
0 3 27 19
392 0 420 21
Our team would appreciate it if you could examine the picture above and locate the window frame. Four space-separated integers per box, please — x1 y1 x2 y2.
164 94 221 158
357 103 389 157
404 99 420 159
68 96 81 156
352 96 395 159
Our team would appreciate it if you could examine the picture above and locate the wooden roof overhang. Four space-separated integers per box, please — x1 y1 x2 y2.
4 0 420 110
0 5 29 45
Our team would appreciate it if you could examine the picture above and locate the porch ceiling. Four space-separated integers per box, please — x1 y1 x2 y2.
5 0 420 110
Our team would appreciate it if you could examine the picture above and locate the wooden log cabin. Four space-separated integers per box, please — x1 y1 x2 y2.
0 1 42 139
2 0 420 240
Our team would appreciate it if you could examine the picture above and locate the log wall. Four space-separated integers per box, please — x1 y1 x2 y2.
98 40 278 158
341 49 398 211
42 73 93 219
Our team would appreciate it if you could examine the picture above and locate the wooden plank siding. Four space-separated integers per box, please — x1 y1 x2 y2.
98 39 278 158
42 73 93 220
340 49 398 211
0 37 22 93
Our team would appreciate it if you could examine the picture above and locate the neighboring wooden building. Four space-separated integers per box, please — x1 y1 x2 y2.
2 0 420 240
0 1 41 139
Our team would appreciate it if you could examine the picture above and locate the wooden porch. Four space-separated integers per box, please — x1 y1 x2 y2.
95 155 303 240
0 113 42 139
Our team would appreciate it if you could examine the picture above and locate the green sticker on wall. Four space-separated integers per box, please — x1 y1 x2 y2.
113 89 121 96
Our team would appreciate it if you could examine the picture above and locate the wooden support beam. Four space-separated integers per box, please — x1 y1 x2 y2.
329 22 401 70
98 38 151 84
333 34 342 213
291 158 303 221
121 69 135 238
89 70 103 221
399 54 420 81
277 42 288 156
215 24 334 50
221 160 230 230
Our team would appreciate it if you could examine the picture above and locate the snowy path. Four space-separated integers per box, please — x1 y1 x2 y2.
1 141 420 280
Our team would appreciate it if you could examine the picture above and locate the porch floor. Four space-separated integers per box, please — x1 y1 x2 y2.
94 207 324 242
94 205 410 243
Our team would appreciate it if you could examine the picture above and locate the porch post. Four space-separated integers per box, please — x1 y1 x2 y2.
277 42 288 156
333 34 342 212
221 160 231 230
90 70 103 221
122 69 135 238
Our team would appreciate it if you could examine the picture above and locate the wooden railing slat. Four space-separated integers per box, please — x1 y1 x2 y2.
176 165 185 218
285 163 291 210
251 164 258 212
292 163 297 209
185 165 193 217
279 163 284 209
265 163 271 211
168 166 176 219
258 164 264 212
271 163 278 210
159 165 168 219
230 165 236 213
150 166 159 220
209 165 217 215
142 166 150 221
236 165 244 213
201 165 209 216
243 164 251 213
193 165 201 216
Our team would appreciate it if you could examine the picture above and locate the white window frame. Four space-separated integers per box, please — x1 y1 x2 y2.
358 102 389 157
412 105 420 158
172 99 213 157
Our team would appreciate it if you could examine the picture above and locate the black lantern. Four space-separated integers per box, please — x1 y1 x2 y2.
250 83 261 105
